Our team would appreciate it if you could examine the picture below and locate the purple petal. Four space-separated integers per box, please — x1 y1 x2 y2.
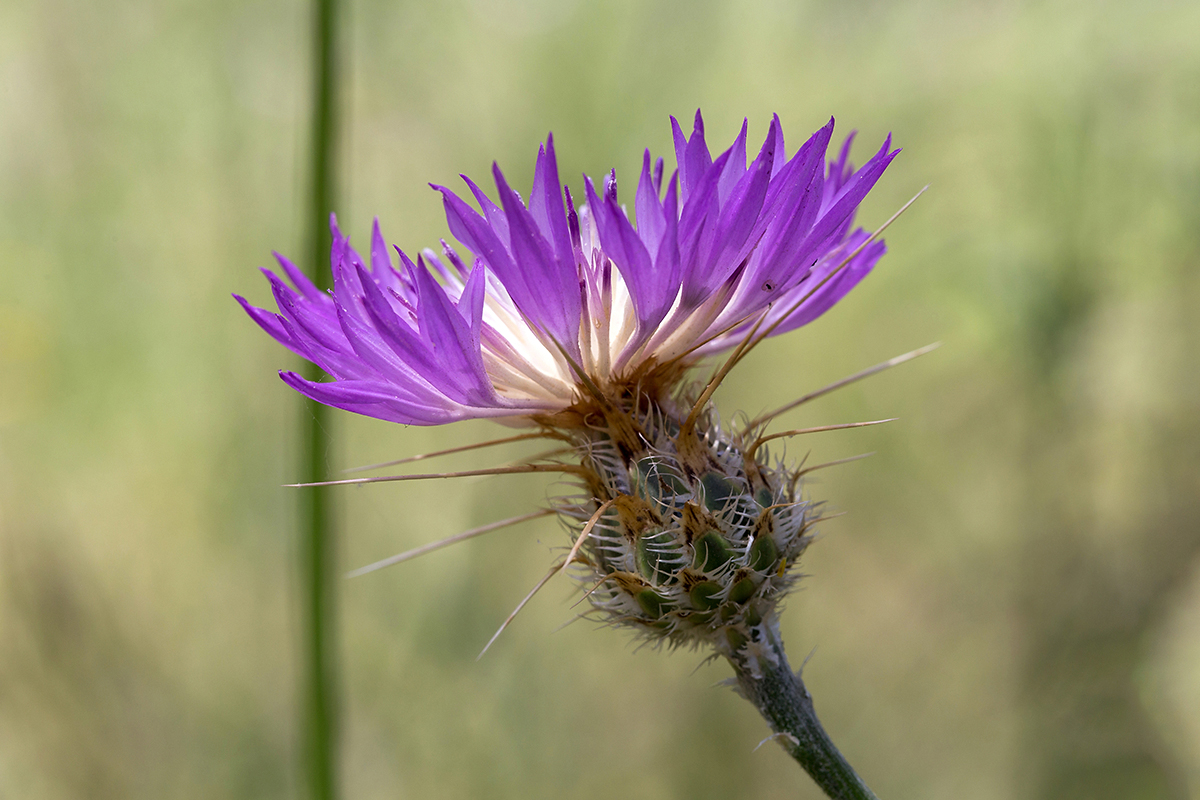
370 218 393 274
744 121 837 292
707 133 773 277
527 134 575 266
234 294 292 349
335 296 436 392
491 163 582 358
271 307 367 382
264 268 344 353
677 148 732 306
772 235 884 336
273 252 323 303
354 263 442 377
715 118 749 206
459 175 511 245
672 110 713 203
457 259 486 329
435 184 521 289
280 371 464 426
412 259 497 405
829 131 857 192
635 149 667 255
657 171 681 284
790 136 898 272
766 114 787 179
586 176 671 331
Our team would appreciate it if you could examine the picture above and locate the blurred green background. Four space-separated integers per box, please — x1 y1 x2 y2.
2 0 1199 797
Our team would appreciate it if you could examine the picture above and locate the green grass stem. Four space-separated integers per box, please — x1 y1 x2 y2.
300 0 341 796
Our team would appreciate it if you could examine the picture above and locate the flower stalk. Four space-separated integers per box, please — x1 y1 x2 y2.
731 620 880 800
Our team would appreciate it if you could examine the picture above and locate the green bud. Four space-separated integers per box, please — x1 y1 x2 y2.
635 457 688 501
636 589 669 619
637 530 684 583
755 486 774 508
688 580 723 610
730 575 757 604
744 604 762 627
700 472 737 512
748 533 778 573
693 530 733 573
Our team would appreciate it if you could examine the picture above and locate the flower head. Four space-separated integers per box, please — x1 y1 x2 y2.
240 111 910 793
239 110 907 673
236 111 897 427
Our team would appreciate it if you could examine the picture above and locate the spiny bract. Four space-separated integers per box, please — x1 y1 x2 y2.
550 392 817 673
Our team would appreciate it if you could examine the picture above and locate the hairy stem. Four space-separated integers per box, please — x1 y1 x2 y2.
730 625 880 800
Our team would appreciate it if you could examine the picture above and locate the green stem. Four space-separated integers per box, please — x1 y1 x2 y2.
300 400 336 800
300 0 340 796
730 624 880 800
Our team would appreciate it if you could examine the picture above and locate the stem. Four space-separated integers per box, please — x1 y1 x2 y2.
300 0 341 795
730 624 880 800
300 401 336 800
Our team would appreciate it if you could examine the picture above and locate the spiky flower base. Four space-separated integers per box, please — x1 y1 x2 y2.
554 393 811 666
545 387 878 800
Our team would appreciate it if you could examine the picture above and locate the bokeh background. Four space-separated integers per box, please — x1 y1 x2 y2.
3 0 1199 797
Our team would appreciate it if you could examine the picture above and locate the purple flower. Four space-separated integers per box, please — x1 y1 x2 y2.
236 111 898 426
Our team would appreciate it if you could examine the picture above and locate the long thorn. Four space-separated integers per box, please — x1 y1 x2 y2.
682 308 771 434
516 447 574 465
692 652 722 677
286 463 586 488
749 343 939 429
478 562 564 660
796 453 875 478
665 187 930 375
675 189 927 432
345 510 553 578
343 432 550 474
746 419 897 463
550 612 592 634
557 500 615 579
731 186 931 373
571 574 615 609
761 187 928 348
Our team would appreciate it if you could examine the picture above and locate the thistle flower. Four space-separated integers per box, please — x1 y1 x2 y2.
238 111 923 800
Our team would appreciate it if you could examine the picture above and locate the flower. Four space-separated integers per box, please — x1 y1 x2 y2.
240 111 909 794
235 111 897 427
